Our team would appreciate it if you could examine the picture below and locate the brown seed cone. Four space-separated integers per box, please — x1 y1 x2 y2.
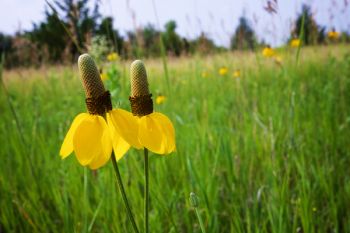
78 54 111 115
129 60 153 116
78 53 105 99
130 60 150 97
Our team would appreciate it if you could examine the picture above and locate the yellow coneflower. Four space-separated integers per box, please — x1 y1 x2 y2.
219 67 228 76
262 46 275 57
110 60 176 154
156 95 166 105
100 72 108 81
201 71 208 78
274 55 283 65
233 70 240 78
328 30 339 40
107 52 119 62
290 38 301 48
60 54 134 169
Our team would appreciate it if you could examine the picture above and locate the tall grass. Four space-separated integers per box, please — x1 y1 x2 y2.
1 45 350 232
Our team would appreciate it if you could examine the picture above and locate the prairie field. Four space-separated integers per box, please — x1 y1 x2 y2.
1 45 350 232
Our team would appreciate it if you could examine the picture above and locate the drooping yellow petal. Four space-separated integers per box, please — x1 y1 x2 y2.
107 118 130 161
60 113 89 159
88 117 112 169
150 112 176 154
73 115 105 166
138 114 166 154
107 109 142 149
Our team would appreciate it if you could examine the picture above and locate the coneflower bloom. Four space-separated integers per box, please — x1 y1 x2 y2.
109 60 175 154
60 54 132 169
262 46 275 57
328 30 339 40
219 67 228 76
156 95 166 105
107 52 119 62
290 38 301 48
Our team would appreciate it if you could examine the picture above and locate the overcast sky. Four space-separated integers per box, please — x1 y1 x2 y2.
1 0 350 47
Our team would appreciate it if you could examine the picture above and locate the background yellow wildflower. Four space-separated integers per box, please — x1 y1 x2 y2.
233 70 240 78
156 95 166 105
219 67 228 76
262 47 275 57
290 39 301 48
107 52 119 62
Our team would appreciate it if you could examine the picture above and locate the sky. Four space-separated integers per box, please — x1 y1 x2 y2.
1 0 350 47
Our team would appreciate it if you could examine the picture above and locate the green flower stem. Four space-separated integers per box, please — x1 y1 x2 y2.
195 208 206 233
111 153 139 233
144 148 149 233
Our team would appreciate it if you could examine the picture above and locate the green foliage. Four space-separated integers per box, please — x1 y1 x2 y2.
162 20 183 56
292 4 325 45
230 16 257 50
1 46 350 232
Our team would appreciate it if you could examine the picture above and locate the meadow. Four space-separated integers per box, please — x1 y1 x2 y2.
1 45 350 232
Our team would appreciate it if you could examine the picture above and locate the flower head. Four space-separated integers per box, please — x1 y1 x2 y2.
262 46 275 57
119 60 176 154
107 52 119 62
156 95 166 105
290 39 301 48
233 70 240 78
100 72 108 81
273 55 283 65
201 71 208 78
219 67 228 76
328 30 339 40
60 54 134 169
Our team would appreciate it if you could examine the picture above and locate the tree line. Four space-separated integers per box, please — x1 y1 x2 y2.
0 1 349 68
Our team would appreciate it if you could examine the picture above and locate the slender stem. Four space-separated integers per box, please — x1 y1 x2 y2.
195 208 206 233
144 148 149 233
111 153 139 233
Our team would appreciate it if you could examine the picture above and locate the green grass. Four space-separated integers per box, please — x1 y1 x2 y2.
1 45 350 232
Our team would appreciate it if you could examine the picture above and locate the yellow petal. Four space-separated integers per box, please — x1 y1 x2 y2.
108 118 130 161
73 115 105 166
107 109 142 149
60 113 89 159
150 112 176 154
88 118 112 169
138 114 166 154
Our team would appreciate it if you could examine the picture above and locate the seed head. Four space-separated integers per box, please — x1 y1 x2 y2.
189 192 199 208
130 60 150 97
78 53 105 98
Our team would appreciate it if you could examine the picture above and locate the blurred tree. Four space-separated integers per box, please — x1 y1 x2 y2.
29 9 67 62
230 16 257 50
96 17 124 55
0 33 12 61
52 0 100 59
194 32 216 54
162 20 183 56
141 24 161 57
292 4 323 45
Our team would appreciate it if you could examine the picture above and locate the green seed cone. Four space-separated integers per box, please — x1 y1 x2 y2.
78 53 105 98
130 60 150 97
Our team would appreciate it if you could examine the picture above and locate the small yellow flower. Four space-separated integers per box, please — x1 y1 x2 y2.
328 30 339 40
201 71 208 78
262 46 275 57
290 39 301 48
156 95 166 105
312 207 317 212
100 72 108 81
274 55 283 65
107 52 119 62
233 70 240 78
219 67 228 76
